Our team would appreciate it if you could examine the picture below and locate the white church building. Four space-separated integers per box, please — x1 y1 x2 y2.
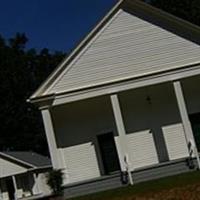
29 0 200 198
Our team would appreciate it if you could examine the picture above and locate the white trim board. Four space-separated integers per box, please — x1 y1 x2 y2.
51 64 200 106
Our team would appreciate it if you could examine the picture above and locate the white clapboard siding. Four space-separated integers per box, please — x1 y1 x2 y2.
36 173 51 195
46 9 200 95
2 193 8 200
0 158 27 178
1 180 8 200
2 187 9 200
162 124 189 160
16 188 24 199
126 130 159 170
1 188 24 200
62 142 100 183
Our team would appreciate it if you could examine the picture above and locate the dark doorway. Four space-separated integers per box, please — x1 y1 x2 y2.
189 113 200 152
6 178 15 200
97 132 120 174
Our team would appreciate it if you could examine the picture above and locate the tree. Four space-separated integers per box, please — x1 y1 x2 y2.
46 169 64 196
0 33 65 155
150 0 200 26
1 0 200 155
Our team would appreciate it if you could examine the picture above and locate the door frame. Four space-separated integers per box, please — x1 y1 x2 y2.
97 132 120 175
189 112 200 152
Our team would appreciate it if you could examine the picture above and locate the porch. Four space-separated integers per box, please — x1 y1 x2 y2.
0 172 41 200
43 75 200 187
63 158 196 198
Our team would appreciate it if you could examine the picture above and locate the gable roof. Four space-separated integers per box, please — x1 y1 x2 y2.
30 0 200 103
0 151 51 168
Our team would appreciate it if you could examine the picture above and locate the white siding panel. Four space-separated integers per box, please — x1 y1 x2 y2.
2 192 9 200
16 188 24 199
0 158 27 178
46 10 200 95
163 123 189 160
1 181 9 200
36 173 51 195
126 131 159 170
62 143 100 183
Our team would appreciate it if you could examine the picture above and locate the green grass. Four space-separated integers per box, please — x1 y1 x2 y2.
68 171 200 200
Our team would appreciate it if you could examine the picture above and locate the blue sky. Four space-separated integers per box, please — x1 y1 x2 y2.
0 0 117 52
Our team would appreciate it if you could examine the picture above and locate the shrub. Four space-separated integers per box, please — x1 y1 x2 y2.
46 169 64 196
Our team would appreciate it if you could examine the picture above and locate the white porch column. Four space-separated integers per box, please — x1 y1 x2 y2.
33 173 40 195
41 108 60 169
12 176 17 200
0 182 3 200
110 94 133 185
173 81 200 169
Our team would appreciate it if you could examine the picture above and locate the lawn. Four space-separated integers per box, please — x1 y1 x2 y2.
68 171 200 200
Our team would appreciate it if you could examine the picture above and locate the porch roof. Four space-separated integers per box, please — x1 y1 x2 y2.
0 151 51 169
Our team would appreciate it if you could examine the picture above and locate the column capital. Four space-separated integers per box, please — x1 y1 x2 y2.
39 104 52 111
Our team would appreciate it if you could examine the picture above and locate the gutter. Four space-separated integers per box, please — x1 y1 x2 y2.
27 93 56 108
28 62 200 105
27 165 52 172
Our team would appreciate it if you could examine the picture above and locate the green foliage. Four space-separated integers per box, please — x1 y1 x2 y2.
0 33 65 154
46 169 64 196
